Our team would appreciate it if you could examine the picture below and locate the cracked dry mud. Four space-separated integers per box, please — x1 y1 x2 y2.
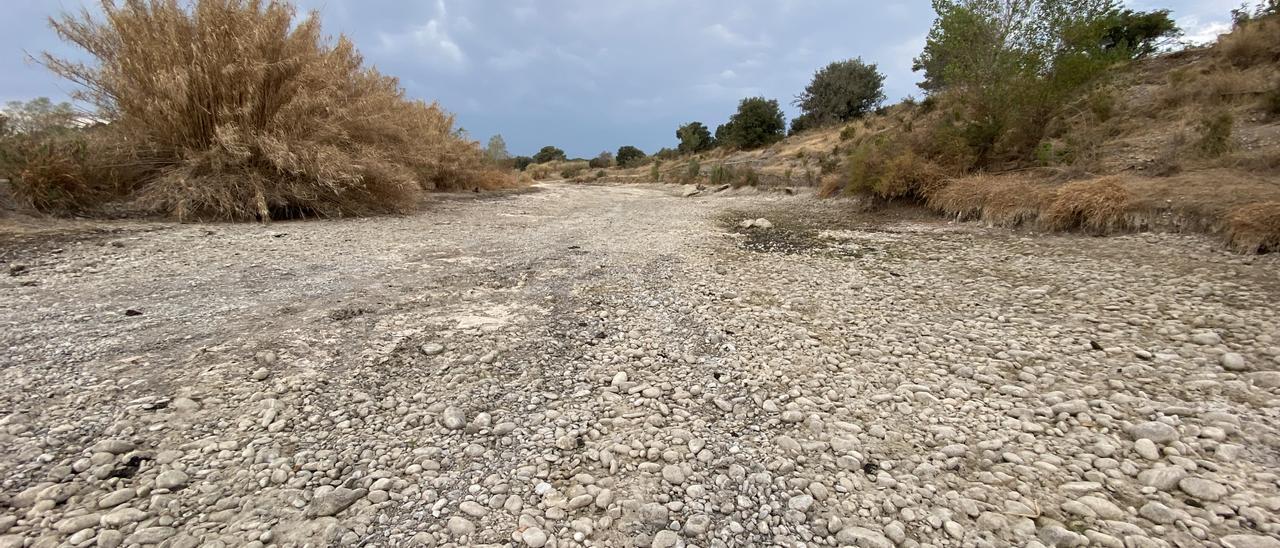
1 182 1279 548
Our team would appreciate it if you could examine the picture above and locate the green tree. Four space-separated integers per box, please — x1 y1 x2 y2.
485 134 510 161
1098 9 1179 58
513 156 534 170
2 98 78 135
911 0 1178 166
676 122 714 154
532 145 567 164
715 97 786 150
795 58 885 126
616 145 647 167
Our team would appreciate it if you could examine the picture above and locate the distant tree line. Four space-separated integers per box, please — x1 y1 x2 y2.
506 0 1186 174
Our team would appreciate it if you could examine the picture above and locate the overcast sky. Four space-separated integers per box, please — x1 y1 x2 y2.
2 0 1242 158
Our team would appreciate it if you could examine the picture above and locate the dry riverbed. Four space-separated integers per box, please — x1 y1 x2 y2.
1 183 1279 548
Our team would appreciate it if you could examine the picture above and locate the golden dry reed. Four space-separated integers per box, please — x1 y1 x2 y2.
38 0 512 220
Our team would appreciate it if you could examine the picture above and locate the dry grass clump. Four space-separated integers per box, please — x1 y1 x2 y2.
527 161 589 181
1219 16 1280 68
4 131 138 212
35 0 508 220
1041 178 1133 233
1225 201 1280 252
927 174 1052 226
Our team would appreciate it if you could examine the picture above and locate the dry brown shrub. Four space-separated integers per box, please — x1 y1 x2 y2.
1041 177 1132 233
526 161 589 181
40 0 504 220
817 174 843 197
1219 16 1280 68
926 174 1052 226
1225 201 1280 252
5 133 111 212
873 150 948 199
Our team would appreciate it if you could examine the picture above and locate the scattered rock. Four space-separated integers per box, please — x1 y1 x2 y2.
155 469 189 490
306 488 367 517
1129 421 1179 444
441 406 466 429
1220 352 1249 371
1179 477 1228 501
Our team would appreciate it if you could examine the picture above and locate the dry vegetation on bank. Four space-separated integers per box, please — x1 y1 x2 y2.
606 14 1280 253
0 0 517 221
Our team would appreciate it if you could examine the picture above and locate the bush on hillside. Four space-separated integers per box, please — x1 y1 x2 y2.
36 0 507 220
1197 111 1234 157
795 58 885 127
676 122 714 154
716 97 786 150
616 145 646 168
513 156 534 171
588 151 614 169
789 113 819 136
527 160 587 180
560 162 589 179
684 159 701 182
533 146 567 164
653 148 679 161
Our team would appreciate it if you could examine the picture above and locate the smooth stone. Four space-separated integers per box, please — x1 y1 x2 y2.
1129 422 1178 444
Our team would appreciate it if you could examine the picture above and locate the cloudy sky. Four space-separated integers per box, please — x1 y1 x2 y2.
2 0 1243 158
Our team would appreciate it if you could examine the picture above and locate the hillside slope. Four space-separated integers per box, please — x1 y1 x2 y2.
610 19 1280 252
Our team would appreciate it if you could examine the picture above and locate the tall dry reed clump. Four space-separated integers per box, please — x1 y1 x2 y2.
33 0 509 220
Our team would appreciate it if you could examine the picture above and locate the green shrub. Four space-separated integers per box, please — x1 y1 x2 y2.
839 124 859 141
649 161 661 181
560 162 588 179
795 58 885 126
685 159 701 181
709 165 732 186
513 156 534 171
676 122 714 154
1197 112 1234 157
789 113 819 136
844 141 877 195
716 97 786 150
588 151 613 169
1088 91 1116 122
617 145 646 168
1034 140 1078 166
